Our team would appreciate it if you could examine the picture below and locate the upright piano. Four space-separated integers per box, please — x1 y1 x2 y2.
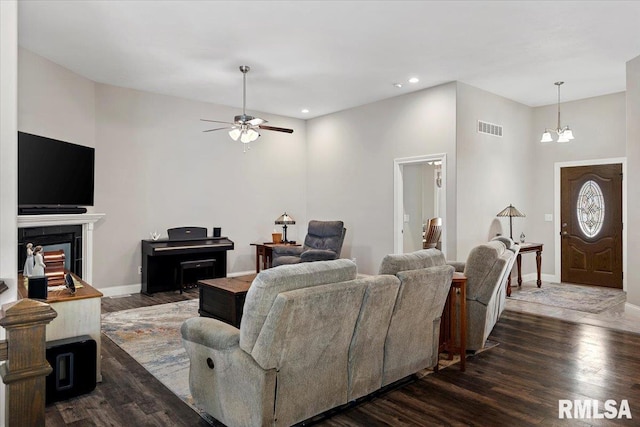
141 236 234 295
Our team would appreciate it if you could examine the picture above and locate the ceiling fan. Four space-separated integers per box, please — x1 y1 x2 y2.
201 65 293 151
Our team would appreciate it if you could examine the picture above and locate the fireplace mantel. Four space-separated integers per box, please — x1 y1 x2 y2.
17 213 105 284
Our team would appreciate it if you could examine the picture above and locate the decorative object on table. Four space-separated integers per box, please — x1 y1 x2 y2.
213 227 221 238
520 232 526 243
275 212 296 243
150 231 161 241
540 81 575 143
43 249 66 286
272 220 346 267
23 242 34 277
65 273 76 295
27 276 48 299
496 204 525 240
32 245 46 277
201 66 294 153
271 231 282 244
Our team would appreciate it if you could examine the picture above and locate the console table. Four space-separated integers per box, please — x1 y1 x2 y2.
250 242 300 272
507 242 543 297
18 273 103 382
438 272 467 372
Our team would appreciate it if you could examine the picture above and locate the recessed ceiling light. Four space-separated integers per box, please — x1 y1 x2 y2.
393 83 403 88
301 109 309 113
409 77 419 84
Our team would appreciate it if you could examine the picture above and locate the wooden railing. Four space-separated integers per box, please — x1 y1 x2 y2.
0 296 57 427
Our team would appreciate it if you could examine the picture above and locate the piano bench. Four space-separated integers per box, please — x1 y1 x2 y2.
178 259 216 294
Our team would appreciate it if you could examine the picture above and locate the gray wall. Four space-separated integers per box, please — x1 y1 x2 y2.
18 48 307 291
529 92 626 278
306 82 457 274
455 83 533 261
626 55 640 306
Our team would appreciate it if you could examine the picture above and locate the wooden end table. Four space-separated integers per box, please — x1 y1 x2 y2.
507 242 543 297
250 242 301 272
198 274 256 327
438 272 467 372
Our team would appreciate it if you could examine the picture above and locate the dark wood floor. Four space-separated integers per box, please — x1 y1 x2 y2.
46 290 640 426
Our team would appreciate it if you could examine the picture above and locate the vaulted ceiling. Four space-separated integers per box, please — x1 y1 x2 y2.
18 1 640 119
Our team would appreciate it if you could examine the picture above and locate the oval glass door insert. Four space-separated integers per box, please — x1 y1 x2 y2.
577 180 605 238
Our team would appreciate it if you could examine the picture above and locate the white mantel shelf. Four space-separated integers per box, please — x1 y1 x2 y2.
17 213 105 228
17 213 105 285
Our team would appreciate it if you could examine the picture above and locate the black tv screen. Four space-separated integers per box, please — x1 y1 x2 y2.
18 132 95 207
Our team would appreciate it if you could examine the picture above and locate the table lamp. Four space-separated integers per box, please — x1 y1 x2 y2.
496 204 525 240
275 212 296 243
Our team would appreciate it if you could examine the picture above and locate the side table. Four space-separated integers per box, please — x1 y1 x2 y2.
250 242 301 272
507 242 543 297
438 272 467 372
198 274 256 328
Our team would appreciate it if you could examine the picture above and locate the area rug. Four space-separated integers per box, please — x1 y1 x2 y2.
508 282 626 313
101 299 492 423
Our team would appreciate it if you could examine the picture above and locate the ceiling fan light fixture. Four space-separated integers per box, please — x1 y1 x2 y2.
229 128 241 141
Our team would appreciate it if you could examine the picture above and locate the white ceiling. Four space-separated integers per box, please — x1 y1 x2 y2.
17 1 640 120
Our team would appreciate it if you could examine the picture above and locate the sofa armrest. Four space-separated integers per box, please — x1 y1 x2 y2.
447 261 466 272
300 249 338 262
272 246 305 257
181 317 240 350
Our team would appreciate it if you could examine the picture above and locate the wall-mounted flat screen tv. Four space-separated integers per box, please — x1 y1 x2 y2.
18 132 95 207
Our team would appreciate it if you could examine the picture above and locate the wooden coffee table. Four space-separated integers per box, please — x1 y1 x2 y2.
198 274 256 327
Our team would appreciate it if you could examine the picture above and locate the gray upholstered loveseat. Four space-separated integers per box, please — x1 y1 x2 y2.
181 253 453 427
448 237 519 351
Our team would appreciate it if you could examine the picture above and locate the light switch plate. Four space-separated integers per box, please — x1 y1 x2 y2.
544 214 553 222
404 214 410 223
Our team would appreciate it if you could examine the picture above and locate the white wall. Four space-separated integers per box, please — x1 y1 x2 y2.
306 82 457 274
0 1 18 423
529 92 626 278
93 84 307 289
455 82 533 261
18 49 307 291
626 55 640 306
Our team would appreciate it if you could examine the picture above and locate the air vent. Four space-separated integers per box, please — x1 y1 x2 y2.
477 120 503 137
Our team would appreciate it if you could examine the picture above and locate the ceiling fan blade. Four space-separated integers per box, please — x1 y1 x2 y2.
201 119 235 125
203 126 233 132
248 117 266 126
259 125 294 134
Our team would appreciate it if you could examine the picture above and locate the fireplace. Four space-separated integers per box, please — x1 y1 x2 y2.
18 225 83 278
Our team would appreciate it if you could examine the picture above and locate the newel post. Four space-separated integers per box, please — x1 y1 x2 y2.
0 298 57 427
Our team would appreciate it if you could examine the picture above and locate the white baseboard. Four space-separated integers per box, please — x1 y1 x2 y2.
100 271 255 298
519 273 557 284
624 302 640 315
229 270 257 277
100 283 141 298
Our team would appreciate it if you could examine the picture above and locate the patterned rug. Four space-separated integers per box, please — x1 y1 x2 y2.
509 282 626 313
101 299 489 424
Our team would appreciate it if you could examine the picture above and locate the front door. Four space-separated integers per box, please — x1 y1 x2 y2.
560 164 622 288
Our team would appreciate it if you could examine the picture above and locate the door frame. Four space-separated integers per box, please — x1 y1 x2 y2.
554 157 627 290
394 153 447 255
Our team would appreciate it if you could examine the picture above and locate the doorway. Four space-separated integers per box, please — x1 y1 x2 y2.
555 159 626 289
394 154 446 254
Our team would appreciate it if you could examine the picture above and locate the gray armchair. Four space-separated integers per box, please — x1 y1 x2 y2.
272 220 346 267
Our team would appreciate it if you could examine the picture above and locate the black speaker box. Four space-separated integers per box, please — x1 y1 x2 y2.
46 335 97 404
28 276 48 299
213 227 221 237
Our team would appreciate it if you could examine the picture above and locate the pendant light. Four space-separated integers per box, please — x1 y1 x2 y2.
540 81 575 143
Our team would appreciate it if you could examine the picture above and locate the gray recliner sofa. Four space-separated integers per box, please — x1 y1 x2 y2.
448 237 519 351
181 253 453 427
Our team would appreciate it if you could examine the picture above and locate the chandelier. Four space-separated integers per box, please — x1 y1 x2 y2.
540 81 575 143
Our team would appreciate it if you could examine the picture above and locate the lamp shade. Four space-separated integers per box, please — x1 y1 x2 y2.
496 204 525 240
275 212 296 225
496 204 525 218
540 131 553 143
